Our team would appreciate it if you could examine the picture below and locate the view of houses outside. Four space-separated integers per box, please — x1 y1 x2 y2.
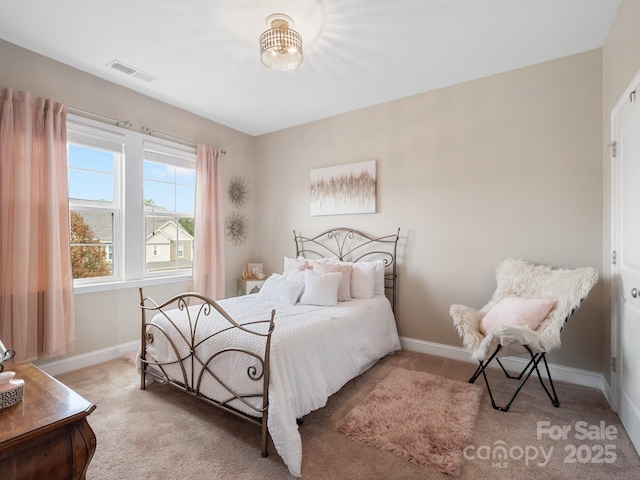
69 202 194 278
144 213 194 273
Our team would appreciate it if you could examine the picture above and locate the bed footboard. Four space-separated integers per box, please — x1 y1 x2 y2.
138 288 276 456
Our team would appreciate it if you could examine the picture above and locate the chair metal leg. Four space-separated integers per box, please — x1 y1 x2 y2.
496 356 532 379
469 363 483 384
533 348 560 407
470 345 560 412
469 345 502 383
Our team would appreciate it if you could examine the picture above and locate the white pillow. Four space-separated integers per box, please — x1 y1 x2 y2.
298 269 342 307
480 295 557 335
285 269 306 302
312 262 352 302
350 262 377 299
373 260 385 296
257 274 304 306
285 268 305 283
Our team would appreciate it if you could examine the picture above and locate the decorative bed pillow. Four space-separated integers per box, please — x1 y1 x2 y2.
312 262 352 302
298 270 342 307
257 274 305 306
282 255 338 276
323 258 385 297
350 262 376 299
283 256 311 276
373 260 385 296
480 295 557 334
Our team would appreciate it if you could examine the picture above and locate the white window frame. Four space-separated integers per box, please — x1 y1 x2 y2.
67 115 197 293
143 141 196 278
67 120 123 286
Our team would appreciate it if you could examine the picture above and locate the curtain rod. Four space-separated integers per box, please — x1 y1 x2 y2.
67 106 226 155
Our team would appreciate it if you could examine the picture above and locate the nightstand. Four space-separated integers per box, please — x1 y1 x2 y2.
237 278 266 296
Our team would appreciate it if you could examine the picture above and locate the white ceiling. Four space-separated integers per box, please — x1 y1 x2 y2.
0 0 621 136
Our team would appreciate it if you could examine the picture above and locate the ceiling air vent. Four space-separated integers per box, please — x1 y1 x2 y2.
107 60 158 83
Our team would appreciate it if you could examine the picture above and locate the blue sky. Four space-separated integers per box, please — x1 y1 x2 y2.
68 144 195 213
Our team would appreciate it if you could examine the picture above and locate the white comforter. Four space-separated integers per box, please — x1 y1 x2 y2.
142 294 400 477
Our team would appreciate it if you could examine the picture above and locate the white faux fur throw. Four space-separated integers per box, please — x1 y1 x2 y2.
450 259 598 362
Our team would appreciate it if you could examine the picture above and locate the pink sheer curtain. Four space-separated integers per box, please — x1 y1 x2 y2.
193 145 225 299
0 88 75 362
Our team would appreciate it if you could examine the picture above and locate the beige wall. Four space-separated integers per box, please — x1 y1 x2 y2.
601 0 640 385
0 40 258 358
254 49 605 372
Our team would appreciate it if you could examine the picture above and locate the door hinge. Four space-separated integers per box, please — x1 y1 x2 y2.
612 250 617 265
612 357 617 373
611 141 617 158
631 90 637 103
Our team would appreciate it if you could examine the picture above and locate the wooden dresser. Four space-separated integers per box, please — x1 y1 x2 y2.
0 363 96 480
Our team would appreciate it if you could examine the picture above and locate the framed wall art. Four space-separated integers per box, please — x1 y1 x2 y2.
310 160 376 216
247 263 264 279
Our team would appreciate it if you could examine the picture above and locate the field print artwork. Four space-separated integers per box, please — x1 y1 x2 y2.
310 160 376 216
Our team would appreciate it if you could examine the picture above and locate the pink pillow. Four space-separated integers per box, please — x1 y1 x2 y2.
313 262 353 302
480 296 557 334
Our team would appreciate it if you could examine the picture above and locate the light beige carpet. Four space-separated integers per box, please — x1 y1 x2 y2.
337 368 483 476
55 350 640 479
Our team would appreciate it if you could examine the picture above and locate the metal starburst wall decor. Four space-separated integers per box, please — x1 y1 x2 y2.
225 211 247 245
228 176 248 208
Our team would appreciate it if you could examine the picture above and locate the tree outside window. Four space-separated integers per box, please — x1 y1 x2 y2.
70 211 111 278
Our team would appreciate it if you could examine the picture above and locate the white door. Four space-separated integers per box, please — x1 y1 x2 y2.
612 75 640 454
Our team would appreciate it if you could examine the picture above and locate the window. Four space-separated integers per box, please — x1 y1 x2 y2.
67 124 123 282
67 116 197 288
143 142 196 275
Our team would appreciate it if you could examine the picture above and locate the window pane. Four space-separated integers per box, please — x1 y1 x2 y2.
175 167 196 187
176 185 195 214
70 210 114 279
144 161 174 182
145 215 194 273
69 170 114 203
144 179 175 211
144 160 195 214
68 145 115 204
69 145 114 173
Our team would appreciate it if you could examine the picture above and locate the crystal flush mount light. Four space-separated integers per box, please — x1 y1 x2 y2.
259 14 303 70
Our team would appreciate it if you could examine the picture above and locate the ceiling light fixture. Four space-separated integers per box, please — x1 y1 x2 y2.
259 14 303 71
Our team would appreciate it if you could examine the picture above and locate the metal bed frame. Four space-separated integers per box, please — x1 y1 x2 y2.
138 227 401 460
293 227 401 312
138 290 275 456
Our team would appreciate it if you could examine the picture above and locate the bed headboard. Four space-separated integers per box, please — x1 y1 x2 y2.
293 227 400 312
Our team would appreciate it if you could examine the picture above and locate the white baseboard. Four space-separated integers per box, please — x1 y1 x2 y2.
37 340 139 376
400 336 605 391
35 336 609 404
600 376 613 407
